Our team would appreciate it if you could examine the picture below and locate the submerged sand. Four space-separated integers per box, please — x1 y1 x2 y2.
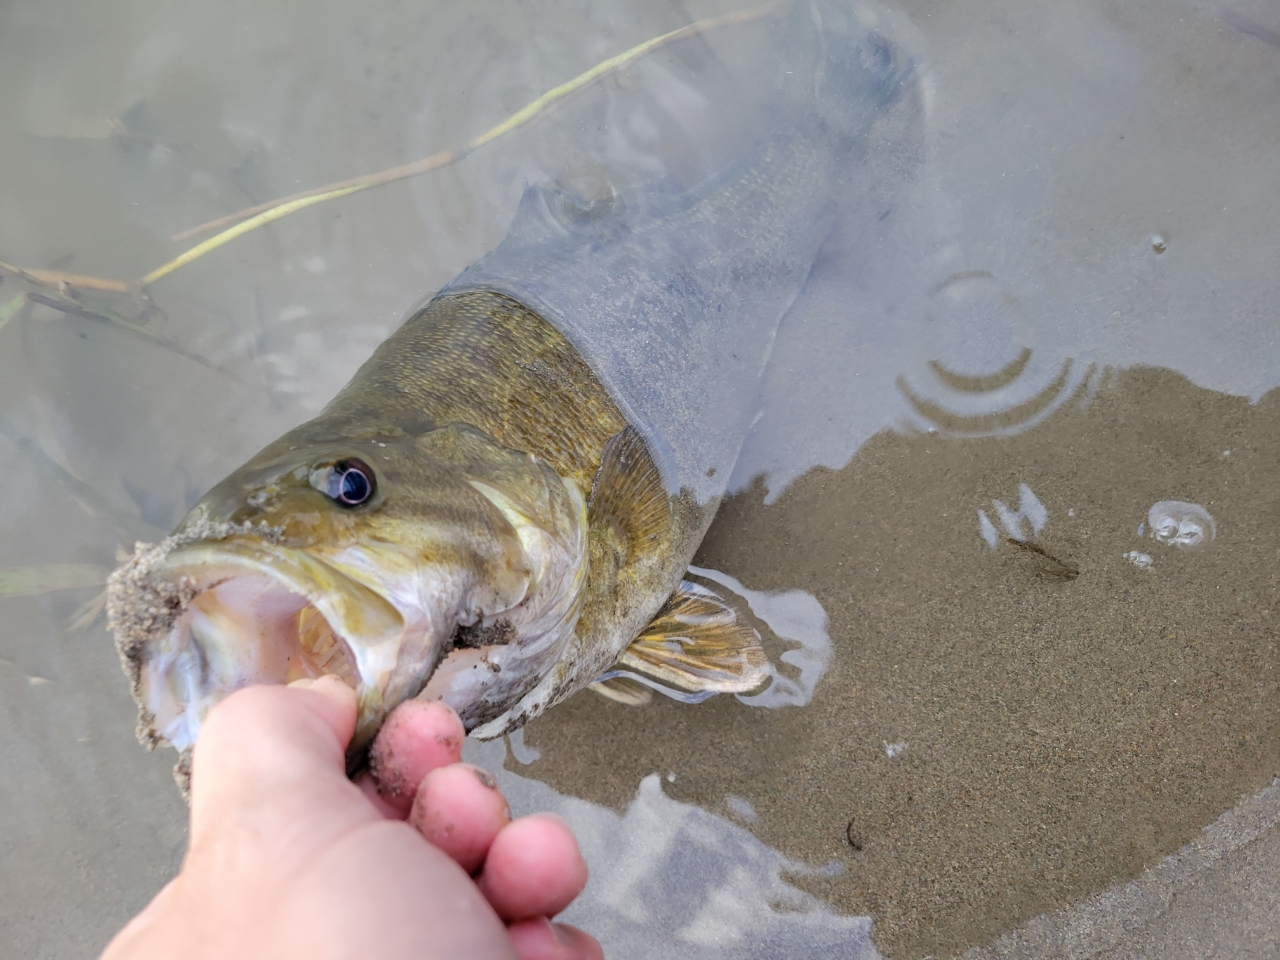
514 366 1280 959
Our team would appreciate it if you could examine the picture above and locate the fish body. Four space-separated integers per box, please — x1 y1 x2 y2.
107 1 910 776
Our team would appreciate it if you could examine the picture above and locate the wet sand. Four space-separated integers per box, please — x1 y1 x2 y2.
514 366 1280 959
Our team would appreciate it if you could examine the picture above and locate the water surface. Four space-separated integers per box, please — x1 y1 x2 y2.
1 0 1277 957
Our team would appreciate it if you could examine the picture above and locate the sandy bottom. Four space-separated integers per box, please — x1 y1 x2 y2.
514 367 1280 959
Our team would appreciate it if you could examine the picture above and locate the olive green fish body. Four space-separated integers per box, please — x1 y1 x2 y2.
309 289 698 732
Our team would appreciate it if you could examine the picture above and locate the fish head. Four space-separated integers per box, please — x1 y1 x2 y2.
109 422 588 760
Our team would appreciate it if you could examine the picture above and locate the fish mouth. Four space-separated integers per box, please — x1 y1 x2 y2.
130 538 408 755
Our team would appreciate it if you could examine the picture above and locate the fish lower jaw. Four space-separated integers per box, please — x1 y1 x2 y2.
134 562 404 755
468 666 564 740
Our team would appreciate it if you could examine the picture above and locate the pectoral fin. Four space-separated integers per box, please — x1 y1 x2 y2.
592 579 770 704
587 426 672 561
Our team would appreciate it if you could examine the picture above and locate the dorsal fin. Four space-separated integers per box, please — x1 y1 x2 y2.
587 427 672 563
503 183 579 247
504 174 692 251
504 181 628 248
593 578 770 702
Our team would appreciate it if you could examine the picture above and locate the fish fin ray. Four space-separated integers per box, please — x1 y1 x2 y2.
587 426 671 559
613 578 769 696
587 676 653 706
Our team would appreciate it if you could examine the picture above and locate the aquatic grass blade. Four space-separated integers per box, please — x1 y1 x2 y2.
0 564 108 598
143 2 781 286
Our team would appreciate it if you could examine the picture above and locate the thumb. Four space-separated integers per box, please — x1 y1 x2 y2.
188 676 363 848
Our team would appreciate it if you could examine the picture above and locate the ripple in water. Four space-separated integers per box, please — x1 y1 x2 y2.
1147 500 1216 551
1124 550 1153 570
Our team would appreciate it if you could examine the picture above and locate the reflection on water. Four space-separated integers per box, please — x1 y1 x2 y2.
978 482 1049 549
1146 500 1217 552
701 566 832 711
1 0 1279 958
592 565 833 708
600 564 834 710
467 736 882 960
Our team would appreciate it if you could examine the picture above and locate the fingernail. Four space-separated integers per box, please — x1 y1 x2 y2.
463 764 510 821
466 764 499 791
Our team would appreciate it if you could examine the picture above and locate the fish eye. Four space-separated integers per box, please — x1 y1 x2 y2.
315 459 376 507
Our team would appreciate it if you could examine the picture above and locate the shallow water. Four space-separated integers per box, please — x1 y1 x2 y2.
1 0 1278 957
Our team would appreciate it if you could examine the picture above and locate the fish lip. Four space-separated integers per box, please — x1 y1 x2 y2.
158 537 406 650
148 536 412 749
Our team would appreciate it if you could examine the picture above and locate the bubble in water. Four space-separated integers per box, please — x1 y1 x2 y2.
1124 551 1153 570
1147 501 1216 550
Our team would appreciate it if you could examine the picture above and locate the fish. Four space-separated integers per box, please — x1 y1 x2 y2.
106 1 911 784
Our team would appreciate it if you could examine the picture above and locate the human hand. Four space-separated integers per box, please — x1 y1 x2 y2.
101 676 601 960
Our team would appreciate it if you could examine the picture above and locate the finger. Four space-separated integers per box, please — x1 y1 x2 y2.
409 764 511 874
284 674 359 741
477 815 589 922
188 676 363 848
368 699 466 816
275 820 518 960
354 770 404 819
508 918 604 960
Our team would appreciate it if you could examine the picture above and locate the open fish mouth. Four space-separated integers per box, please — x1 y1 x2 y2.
108 526 408 757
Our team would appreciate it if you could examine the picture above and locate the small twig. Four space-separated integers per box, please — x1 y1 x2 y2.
1 259 243 376
0 293 28 331
144 2 781 287
22 292 234 378
0 259 127 295
1005 537 1080 580
20 269 128 293
26 292 118 324
0 260 140 324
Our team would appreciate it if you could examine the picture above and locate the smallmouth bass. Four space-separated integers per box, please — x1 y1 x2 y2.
106 1 910 783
